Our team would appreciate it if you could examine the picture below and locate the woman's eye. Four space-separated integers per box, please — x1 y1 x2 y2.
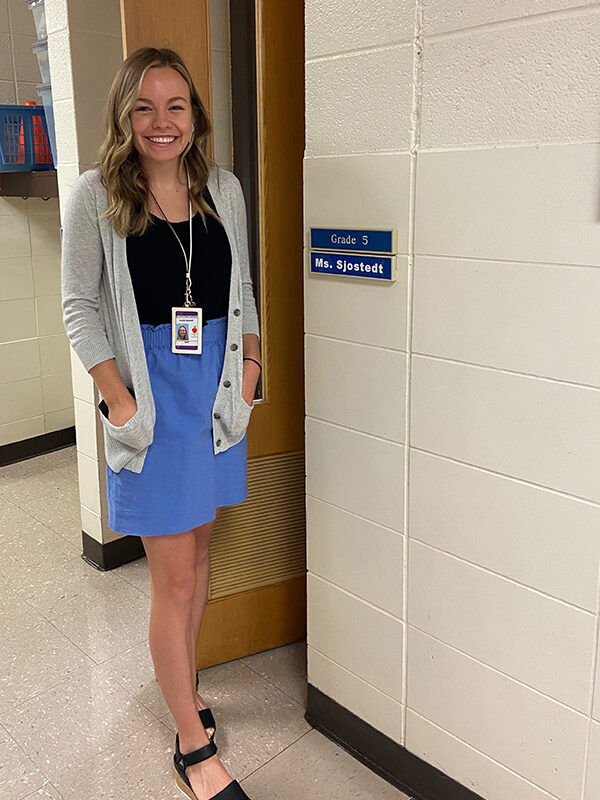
133 105 183 112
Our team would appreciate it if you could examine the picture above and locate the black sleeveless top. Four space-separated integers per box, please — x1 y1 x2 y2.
126 186 232 326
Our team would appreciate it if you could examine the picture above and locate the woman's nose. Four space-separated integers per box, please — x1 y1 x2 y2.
151 110 170 128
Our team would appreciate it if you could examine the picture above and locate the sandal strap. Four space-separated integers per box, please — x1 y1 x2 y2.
199 707 216 731
180 739 218 768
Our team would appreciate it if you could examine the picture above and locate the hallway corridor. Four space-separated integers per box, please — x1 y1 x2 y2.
0 447 408 800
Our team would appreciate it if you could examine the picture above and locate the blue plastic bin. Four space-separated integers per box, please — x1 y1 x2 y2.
35 84 57 167
0 104 54 171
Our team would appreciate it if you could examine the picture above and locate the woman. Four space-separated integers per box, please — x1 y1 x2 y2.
61 47 261 800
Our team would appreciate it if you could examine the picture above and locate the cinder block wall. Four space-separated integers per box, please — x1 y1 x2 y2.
0 0 67 447
303 3 600 799
47 0 125 543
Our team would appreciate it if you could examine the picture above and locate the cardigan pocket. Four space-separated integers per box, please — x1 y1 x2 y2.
230 394 253 438
98 395 150 451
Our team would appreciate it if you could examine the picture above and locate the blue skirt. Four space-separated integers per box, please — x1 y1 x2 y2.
106 316 248 536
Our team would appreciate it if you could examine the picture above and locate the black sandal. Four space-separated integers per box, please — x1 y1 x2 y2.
196 672 216 742
173 733 250 800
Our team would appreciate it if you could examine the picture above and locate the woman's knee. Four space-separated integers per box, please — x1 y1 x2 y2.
142 530 199 602
151 563 197 603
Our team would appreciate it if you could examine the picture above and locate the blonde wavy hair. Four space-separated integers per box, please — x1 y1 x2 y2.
94 47 220 237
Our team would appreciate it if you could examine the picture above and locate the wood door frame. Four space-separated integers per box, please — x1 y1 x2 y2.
237 0 306 459
197 0 307 666
230 0 260 293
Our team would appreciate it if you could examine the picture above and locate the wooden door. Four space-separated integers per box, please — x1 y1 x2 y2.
199 0 306 666
120 0 306 666
120 0 212 130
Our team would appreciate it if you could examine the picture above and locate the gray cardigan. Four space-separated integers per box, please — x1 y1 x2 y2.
61 165 260 474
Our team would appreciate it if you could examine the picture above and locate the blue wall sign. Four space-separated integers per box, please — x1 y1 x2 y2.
310 251 396 281
310 227 396 254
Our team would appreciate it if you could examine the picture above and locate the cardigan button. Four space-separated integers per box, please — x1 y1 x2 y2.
230 343 238 351
214 412 221 420
223 380 231 388
216 439 222 446
234 308 240 316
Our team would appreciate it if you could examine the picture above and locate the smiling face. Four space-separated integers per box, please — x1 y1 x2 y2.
129 66 193 167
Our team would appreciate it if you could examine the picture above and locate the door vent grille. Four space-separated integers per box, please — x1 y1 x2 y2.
209 450 306 598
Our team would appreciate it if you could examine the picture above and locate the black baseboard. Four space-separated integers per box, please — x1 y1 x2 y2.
0 427 76 467
306 684 485 800
82 530 145 571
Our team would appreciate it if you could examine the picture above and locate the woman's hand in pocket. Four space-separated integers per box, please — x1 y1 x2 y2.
242 359 260 407
108 393 138 428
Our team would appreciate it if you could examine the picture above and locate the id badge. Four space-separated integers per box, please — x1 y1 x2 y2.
171 307 202 354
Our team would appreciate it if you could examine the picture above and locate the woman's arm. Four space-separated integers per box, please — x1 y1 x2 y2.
61 173 115 370
230 173 261 405
231 174 260 339
242 332 261 406
61 173 133 423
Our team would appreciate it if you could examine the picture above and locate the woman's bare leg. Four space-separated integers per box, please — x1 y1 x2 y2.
189 518 216 713
142 529 232 800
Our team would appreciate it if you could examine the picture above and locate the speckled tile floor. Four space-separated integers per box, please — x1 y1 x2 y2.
0 446 411 800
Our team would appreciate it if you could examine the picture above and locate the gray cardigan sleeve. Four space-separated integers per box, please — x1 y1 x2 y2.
61 172 116 372
230 173 260 339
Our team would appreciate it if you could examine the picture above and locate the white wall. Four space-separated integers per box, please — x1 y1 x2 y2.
48 0 127 543
209 0 233 170
304 3 600 800
0 0 68 446
0 0 44 104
